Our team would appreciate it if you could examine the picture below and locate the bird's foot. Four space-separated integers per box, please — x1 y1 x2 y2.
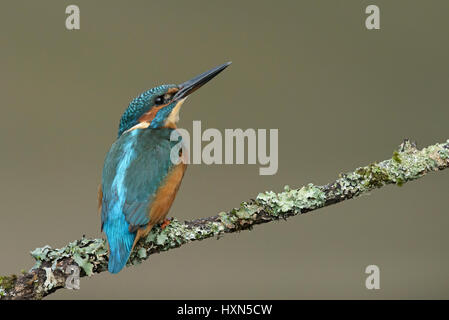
160 218 171 230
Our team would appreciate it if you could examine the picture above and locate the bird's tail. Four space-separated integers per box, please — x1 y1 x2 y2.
103 214 136 274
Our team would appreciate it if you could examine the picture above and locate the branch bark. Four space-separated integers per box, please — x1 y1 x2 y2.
1 139 448 300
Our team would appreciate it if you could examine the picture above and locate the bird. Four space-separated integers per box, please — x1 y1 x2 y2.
98 62 231 273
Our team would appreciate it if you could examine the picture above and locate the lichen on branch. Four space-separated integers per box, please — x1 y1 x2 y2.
1 138 448 300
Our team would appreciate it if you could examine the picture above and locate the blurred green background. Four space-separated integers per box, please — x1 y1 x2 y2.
0 0 448 299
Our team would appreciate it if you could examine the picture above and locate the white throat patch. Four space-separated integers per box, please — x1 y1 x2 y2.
165 97 186 127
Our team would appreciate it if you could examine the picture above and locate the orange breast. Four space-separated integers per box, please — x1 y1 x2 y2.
149 162 187 225
132 162 187 249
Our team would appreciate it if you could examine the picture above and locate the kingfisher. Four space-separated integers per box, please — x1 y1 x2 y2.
99 62 231 273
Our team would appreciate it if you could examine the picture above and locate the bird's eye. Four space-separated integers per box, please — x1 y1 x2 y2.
154 96 164 105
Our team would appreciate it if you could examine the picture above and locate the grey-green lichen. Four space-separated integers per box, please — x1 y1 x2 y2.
392 151 402 164
127 218 228 266
439 148 449 160
378 140 448 186
30 237 107 277
0 275 17 296
43 268 57 290
2 138 448 300
355 164 392 188
256 184 326 216
330 140 449 193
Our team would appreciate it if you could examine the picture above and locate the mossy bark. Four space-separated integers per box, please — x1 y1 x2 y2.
1 139 448 300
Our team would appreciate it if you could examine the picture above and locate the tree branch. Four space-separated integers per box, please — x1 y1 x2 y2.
1 139 448 300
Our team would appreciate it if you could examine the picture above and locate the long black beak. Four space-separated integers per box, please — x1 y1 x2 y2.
173 61 231 101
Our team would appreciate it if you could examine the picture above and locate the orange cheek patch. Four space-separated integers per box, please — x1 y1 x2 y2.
138 104 167 124
137 88 179 126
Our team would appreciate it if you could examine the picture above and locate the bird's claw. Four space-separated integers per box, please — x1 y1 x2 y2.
161 218 171 230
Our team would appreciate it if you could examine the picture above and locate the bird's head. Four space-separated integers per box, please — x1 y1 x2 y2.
117 62 231 137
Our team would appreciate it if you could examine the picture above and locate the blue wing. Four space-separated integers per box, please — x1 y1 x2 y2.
101 128 181 273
